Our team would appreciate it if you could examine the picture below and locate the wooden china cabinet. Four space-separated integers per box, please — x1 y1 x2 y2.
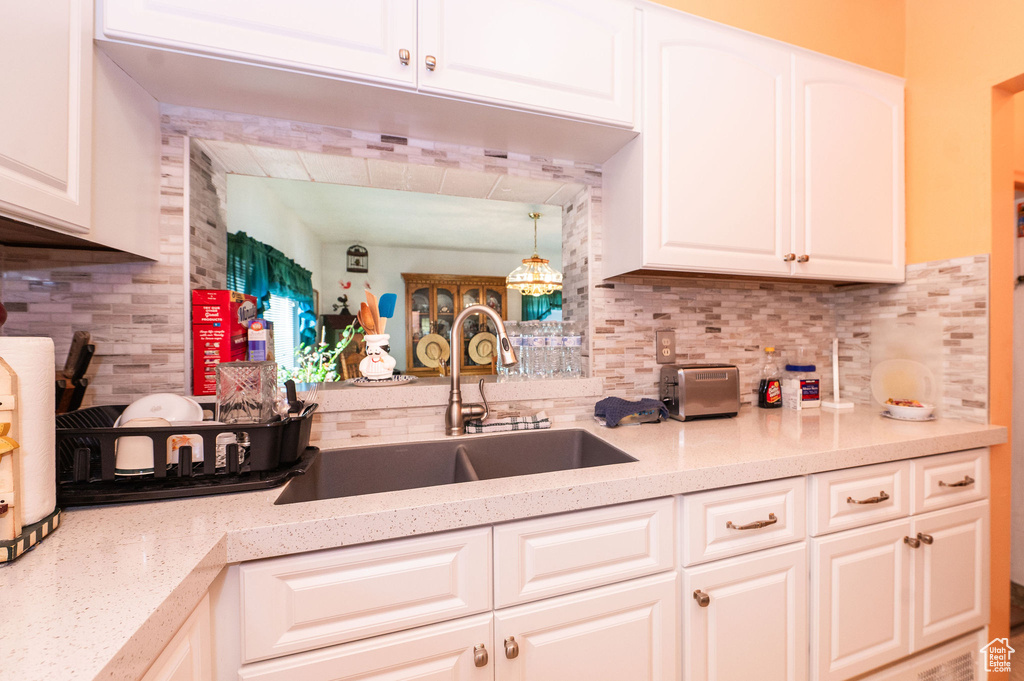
402 273 507 377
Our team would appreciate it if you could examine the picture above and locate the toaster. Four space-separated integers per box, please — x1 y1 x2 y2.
659 364 740 421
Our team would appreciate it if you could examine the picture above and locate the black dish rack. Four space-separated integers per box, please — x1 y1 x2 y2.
55 403 318 506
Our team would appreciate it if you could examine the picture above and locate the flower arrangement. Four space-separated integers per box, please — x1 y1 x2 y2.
278 321 359 384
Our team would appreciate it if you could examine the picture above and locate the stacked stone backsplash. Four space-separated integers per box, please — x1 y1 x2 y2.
0 133 188 403
189 139 228 290
0 103 990 429
836 255 989 423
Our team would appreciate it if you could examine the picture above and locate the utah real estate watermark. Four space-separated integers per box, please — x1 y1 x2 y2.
981 637 1015 673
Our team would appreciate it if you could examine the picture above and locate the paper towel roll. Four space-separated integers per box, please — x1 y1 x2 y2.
0 337 56 524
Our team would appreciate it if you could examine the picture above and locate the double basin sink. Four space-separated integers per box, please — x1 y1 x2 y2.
276 429 637 504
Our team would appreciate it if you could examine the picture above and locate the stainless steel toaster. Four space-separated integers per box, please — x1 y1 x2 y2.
659 364 740 421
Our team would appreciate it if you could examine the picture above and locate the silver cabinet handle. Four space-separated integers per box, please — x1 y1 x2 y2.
474 644 488 667
797 254 810 263
847 490 890 505
504 636 519 659
693 590 710 607
726 513 777 530
425 55 437 71
939 475 975 488
917 532 934 545
399 49 410 65
904 535 921 548
783 253 796 262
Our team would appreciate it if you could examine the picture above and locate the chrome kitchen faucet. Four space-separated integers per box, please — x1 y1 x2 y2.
445 305 518 435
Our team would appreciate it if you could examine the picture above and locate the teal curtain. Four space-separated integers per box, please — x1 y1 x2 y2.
226 231 317 345
521 290 562 321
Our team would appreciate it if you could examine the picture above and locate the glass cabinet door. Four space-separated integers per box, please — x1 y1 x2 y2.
410 286 432 369
485 288 504 316
435 287 456 343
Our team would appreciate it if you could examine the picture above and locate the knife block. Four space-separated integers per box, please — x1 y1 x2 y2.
0 357 23 542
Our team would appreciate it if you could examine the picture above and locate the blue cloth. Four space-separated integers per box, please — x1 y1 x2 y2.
594 397 668 427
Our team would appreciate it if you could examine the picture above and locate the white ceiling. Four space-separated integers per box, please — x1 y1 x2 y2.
227 174 564 254
197 139 581 255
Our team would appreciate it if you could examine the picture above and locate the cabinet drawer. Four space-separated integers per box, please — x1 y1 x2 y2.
808 460 910 536
912 449 988 514
238 613 493 681
239 527 491 662
494 497 674 608
680 477 805 567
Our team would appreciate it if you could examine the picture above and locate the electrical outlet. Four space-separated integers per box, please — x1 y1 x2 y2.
655 330 676 364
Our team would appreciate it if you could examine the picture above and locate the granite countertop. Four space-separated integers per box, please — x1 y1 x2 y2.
1 406 1006 681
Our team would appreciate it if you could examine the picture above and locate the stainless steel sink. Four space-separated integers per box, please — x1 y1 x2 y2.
275 429 637 504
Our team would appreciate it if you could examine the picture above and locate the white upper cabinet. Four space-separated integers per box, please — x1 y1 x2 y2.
793 53 905 282
99 0 418 87
639 11 792 277
418 0 635 126
604 3 905 284
0 0 92 234
97 0 635 128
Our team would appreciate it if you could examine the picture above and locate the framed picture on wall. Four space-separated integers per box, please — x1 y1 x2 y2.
347 245 368 273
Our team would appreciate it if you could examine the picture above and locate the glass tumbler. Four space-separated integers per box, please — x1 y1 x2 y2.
216 361 278 423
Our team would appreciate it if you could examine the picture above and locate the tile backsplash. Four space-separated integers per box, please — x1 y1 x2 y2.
0 105 990 428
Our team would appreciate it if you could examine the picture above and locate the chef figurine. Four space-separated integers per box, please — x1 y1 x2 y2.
359 334 397 380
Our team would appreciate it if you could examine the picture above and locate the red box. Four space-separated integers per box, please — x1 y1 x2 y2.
191 289 257 395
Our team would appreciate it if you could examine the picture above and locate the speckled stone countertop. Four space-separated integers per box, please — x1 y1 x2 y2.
2 406 1006 681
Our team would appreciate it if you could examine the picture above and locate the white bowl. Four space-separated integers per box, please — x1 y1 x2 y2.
115 417 171 475
115 393 203 427
886 402 935 420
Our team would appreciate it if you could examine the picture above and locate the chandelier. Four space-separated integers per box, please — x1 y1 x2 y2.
506 212 563 297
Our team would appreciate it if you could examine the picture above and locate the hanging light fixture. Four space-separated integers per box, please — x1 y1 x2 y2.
507 212 563 297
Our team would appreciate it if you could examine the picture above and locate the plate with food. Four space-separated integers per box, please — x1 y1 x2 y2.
870 358 936 407
881 398 936 421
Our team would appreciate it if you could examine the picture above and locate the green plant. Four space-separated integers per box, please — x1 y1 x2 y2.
279 322 360 383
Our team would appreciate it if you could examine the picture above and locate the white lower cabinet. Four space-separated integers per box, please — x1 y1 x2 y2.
810 500 989 681
238 613 493 681
141 595 213 681
493 571 679 681
682 543 807 681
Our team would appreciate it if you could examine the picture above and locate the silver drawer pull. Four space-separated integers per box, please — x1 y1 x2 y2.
938 475 975 488
726 513 777 530
847 490 890 505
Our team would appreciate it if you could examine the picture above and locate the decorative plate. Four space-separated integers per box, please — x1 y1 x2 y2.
880 410 936 422
346 375 418 387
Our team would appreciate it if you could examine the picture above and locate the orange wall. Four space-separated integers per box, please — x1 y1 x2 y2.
905 0 1020 655
651 0 905 76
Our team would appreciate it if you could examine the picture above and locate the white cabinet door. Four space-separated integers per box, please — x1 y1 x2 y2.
793 53 905 283
0 0 92 234
493 572 678 681
682 544 807 681
911 501 989 651
239 614 493 681
418 0 634 126
641 11 792 277
810 519 913 681
99 0 417 87
142 595 213 681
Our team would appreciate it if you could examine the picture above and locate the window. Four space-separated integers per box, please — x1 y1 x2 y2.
262 294 300 371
